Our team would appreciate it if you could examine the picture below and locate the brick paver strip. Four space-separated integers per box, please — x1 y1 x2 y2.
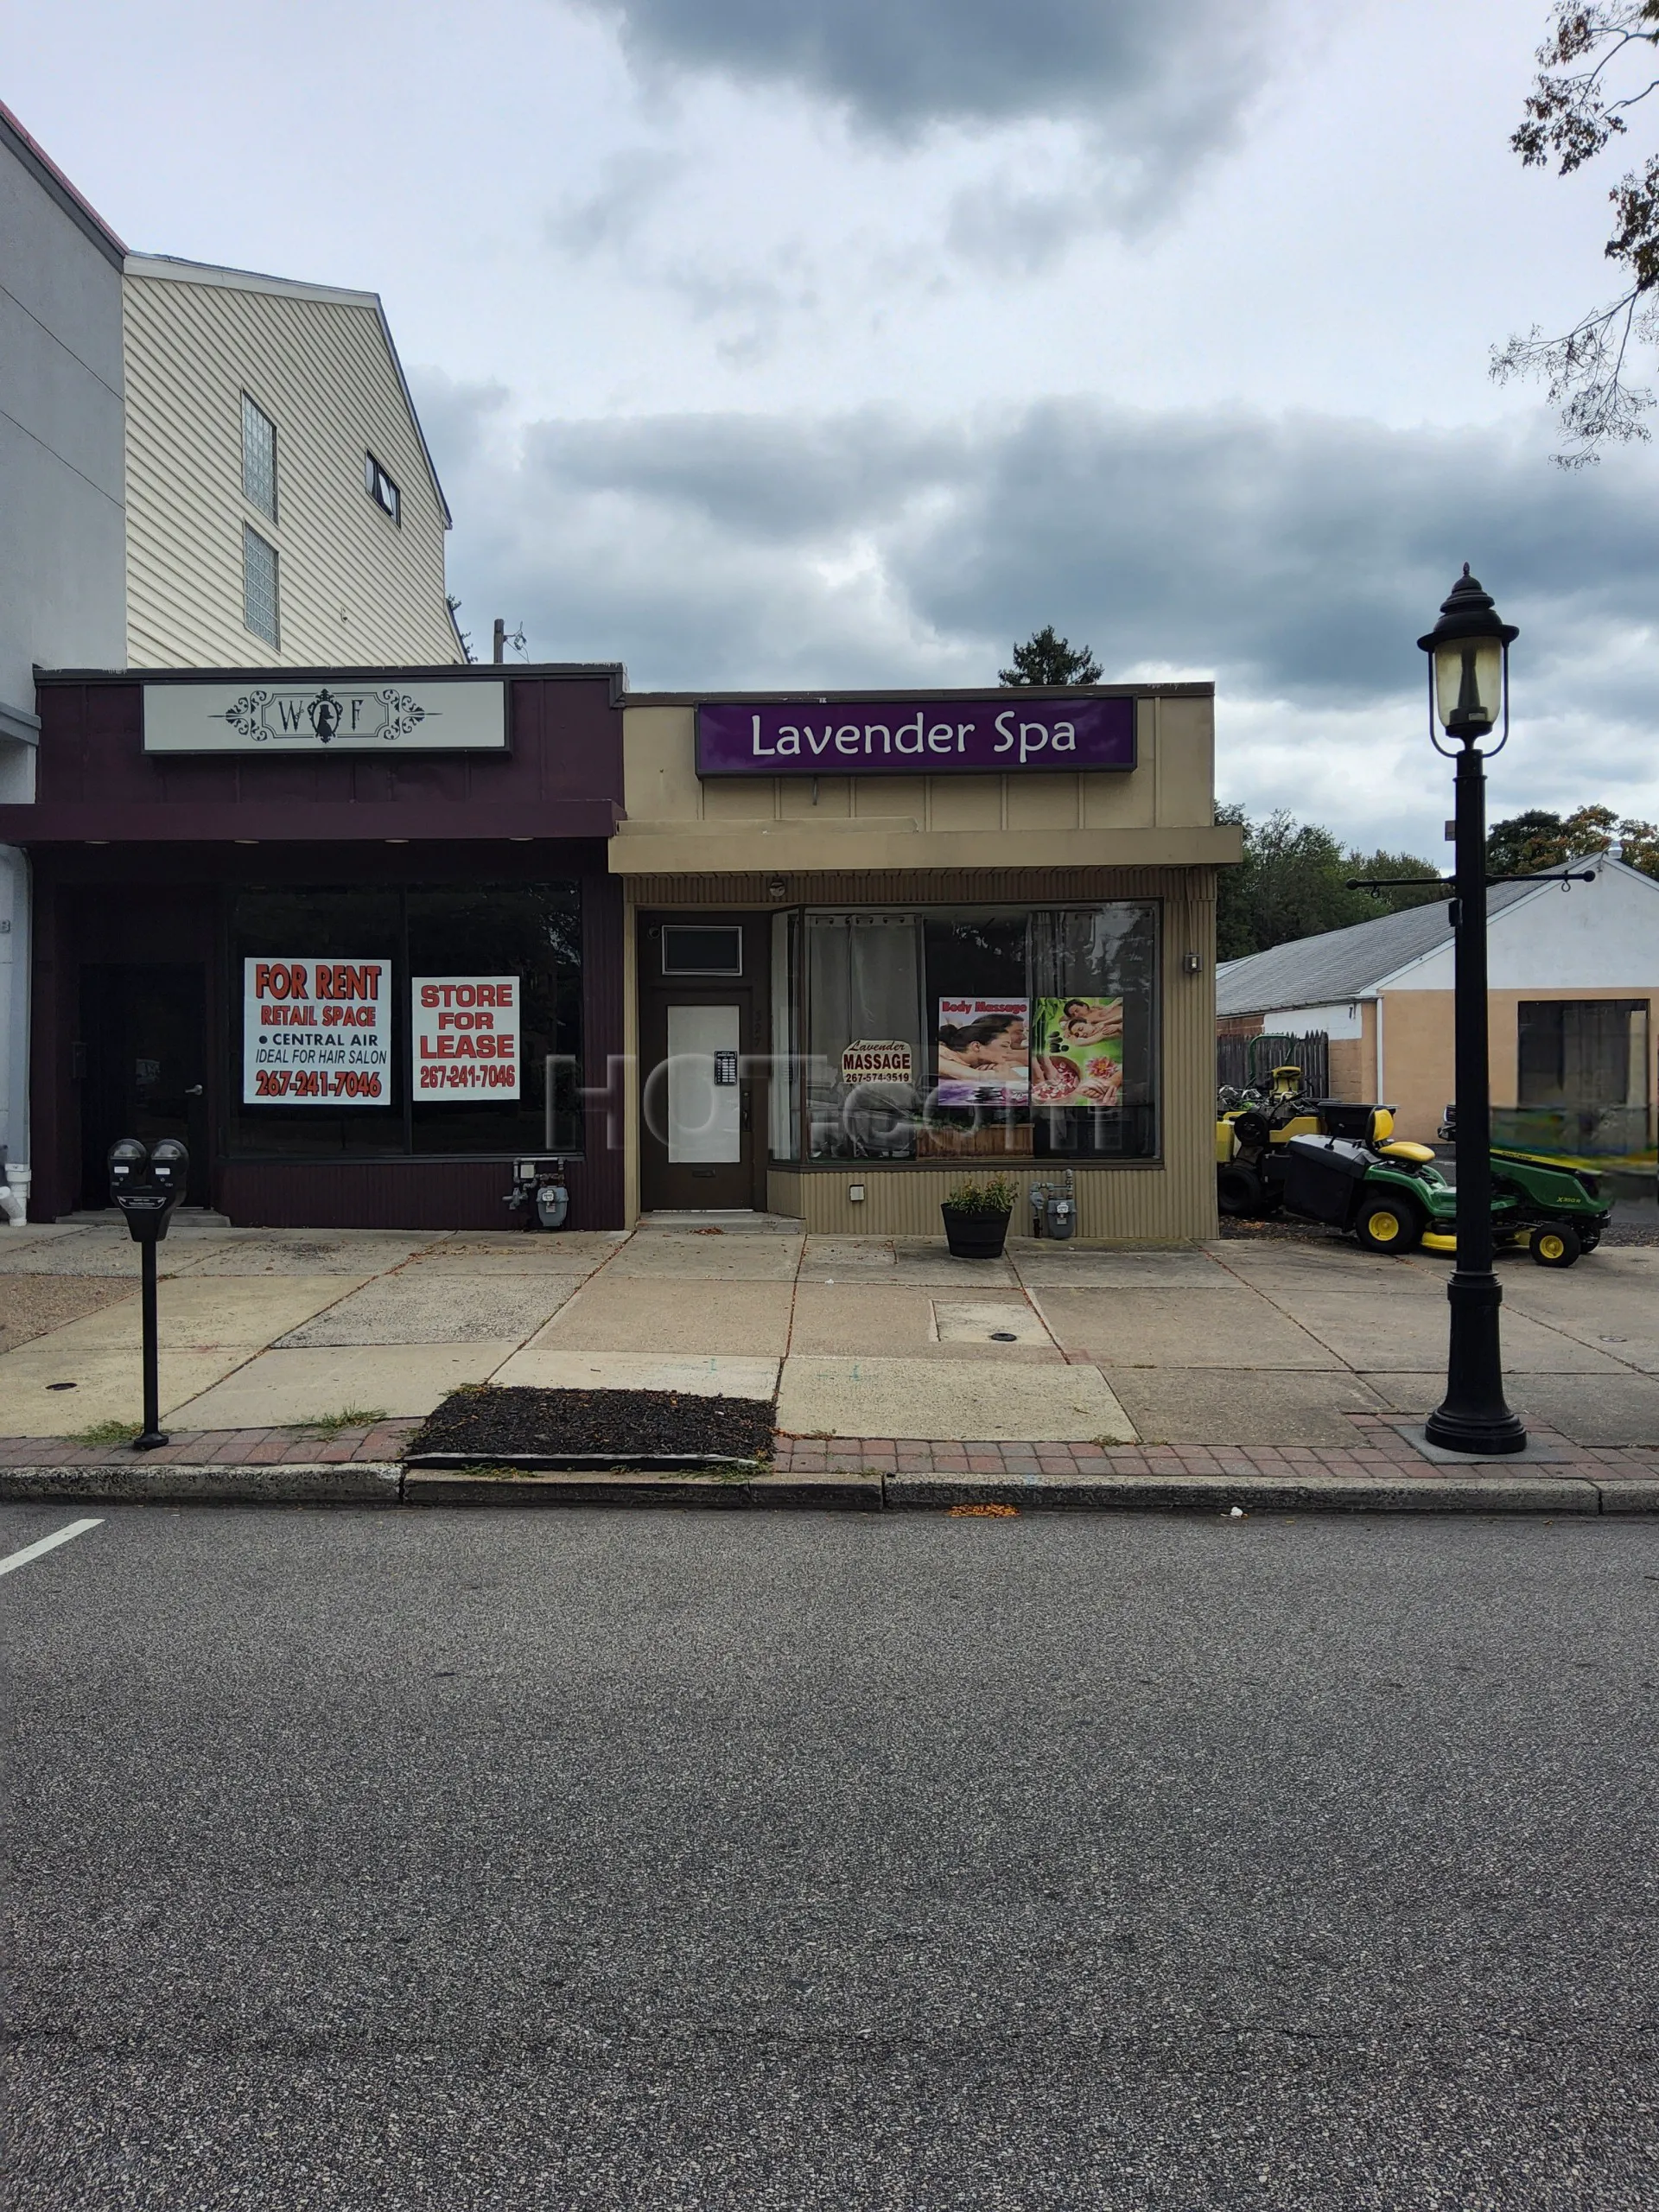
0 1413 1653 1491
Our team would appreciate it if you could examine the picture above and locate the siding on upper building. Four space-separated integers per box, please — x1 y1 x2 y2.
122 258 461 669
0 105 126 742
0 101 127 1179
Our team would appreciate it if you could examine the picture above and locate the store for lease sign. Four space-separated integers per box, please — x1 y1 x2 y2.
244 959 390 1103
412 977 520 1098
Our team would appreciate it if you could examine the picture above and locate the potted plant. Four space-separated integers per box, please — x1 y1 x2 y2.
941 1173 1018 1260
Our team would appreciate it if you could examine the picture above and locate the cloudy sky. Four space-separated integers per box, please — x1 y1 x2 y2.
9 0 1659 852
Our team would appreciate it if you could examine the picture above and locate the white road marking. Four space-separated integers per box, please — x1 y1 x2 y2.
0 1518 105 1578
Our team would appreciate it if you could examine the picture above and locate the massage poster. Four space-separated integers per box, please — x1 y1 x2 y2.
1032 996 1123 1105
935 998 1029 1105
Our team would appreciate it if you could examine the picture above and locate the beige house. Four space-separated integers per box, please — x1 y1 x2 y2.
1217 855 1658 1148
122 256 460 669
613 685 1240 1237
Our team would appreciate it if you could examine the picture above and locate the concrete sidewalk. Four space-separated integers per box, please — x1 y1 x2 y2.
1 1217 1655 1509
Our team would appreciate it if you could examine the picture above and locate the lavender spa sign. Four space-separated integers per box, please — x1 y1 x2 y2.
696 696 1135 778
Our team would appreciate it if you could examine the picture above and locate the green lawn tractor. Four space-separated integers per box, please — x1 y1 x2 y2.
1281 1120 1612 1265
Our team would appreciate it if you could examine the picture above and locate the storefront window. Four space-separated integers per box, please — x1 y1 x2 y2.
799 904 1158 1164
230 883 583 1159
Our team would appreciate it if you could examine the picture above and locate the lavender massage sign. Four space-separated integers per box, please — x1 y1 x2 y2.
696 696 1135 777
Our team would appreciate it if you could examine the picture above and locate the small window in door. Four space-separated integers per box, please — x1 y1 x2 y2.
661 925 742 976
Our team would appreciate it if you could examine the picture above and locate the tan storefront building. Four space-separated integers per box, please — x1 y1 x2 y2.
612 685 1241 1238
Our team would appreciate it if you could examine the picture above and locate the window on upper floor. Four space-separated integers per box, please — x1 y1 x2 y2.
243 524 279 647
365 453 401 524
241 393 277 521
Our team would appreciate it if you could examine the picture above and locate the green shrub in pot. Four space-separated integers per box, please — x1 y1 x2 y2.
941 1173 1018 1256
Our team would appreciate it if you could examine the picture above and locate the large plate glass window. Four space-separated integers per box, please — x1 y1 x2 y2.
230 883 583 1160
798 904 1158 1163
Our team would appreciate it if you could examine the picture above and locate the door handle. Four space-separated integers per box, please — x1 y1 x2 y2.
184 1084 204 1097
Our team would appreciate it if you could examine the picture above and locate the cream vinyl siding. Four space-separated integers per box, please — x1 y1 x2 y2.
123 267 459 667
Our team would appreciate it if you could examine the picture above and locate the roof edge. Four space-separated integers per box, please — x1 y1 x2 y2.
0 100 126 265
122 251 379 310
624 682 1214 704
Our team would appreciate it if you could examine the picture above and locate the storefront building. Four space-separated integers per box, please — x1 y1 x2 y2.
3 671 1238 1237
0 664 626 1228
614 686 1239 1238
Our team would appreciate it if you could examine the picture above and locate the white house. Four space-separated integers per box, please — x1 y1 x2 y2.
1217 854 1659 1147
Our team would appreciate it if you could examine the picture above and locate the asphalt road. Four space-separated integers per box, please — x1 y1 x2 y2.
3 1503 1657 2210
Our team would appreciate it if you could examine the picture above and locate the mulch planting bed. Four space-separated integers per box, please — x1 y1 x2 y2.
405 1386 775 1471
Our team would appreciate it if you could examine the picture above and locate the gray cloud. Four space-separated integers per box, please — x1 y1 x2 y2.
547 149 687 255
414 374 1659 828
573 0 1265 137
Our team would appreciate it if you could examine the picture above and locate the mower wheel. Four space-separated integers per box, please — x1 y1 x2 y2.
1355 1195 1423 1255
1531 1224 1582 1268
1217 1164 1264 1216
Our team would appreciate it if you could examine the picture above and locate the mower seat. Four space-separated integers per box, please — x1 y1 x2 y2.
1377 1139 1436 1165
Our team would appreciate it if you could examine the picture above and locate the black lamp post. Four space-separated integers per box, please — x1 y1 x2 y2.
1418 567 1527 1456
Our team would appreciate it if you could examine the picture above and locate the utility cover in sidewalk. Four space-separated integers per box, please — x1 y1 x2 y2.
932 1302 1051 1346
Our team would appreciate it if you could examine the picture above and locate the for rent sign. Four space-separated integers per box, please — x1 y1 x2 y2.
412 977 521 1099
244 959 391 1103
696 696 1135 777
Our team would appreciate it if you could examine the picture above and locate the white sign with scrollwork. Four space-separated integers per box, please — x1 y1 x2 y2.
143 678 508 753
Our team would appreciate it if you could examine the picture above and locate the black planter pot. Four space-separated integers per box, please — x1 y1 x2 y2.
940 1205 1012 1260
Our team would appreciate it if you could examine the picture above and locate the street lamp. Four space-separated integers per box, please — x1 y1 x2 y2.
1418 566 1527 1456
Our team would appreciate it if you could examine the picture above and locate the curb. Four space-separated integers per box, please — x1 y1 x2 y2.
882 1470 1610 1515
1 1463 1653 1514
0 1462 403 1506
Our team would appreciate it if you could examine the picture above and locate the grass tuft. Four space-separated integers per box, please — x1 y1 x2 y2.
304 1406 389 1439
73 1418 142 1447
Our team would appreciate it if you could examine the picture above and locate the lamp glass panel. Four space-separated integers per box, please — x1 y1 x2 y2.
1433 636 1503 732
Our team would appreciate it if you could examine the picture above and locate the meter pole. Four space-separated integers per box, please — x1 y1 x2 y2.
134 1237 168 1450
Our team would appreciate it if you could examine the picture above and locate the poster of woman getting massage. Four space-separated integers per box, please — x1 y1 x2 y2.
1031 996 1123 1105
935 998 1030 1105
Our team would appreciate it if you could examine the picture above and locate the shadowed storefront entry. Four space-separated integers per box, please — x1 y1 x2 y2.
637 913 770 1211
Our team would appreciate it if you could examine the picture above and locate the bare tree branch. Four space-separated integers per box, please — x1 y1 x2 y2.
1499 3 1659 459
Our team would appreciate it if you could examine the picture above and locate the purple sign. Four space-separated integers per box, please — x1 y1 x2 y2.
696 696 1135 777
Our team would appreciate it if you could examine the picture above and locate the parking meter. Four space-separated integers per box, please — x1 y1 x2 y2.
109 1136 188 1244
107 1137 189 1449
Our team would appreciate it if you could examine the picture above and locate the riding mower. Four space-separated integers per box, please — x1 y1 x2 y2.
1216 1067 1373 1217
1279 1115 1611 1264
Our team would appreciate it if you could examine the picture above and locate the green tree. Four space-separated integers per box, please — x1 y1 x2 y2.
1497 3 1659 461
999 625 1103 685
1216 807 1444 961
1487 801 1659 875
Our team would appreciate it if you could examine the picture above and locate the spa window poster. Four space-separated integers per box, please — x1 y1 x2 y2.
1032 996 1124 1105
935 998 1030 1105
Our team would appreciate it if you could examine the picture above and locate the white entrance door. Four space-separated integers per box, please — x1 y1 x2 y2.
666 1003 741 1164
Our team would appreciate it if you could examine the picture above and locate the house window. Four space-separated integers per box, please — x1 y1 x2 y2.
365 454 401 524
242 525 279 647
1517 1000 1649 1109
241 394 276 521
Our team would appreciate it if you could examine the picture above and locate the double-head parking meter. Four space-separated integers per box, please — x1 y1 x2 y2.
109 1137 188 1243
108 1137 189 1449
